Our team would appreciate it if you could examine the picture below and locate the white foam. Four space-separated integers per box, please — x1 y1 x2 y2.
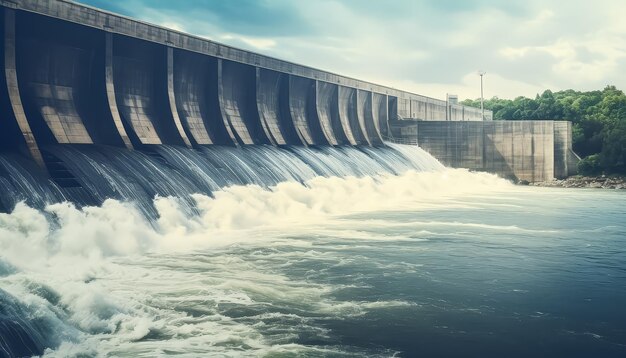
0 168 516 356
0 168 513 265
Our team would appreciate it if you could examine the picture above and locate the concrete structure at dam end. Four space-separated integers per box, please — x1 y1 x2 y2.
1 0 577 183
390 120 580 182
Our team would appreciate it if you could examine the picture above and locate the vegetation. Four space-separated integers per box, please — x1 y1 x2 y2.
462 86 626 175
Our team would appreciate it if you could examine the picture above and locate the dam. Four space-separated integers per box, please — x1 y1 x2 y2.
0 0 575 213
3 3 626 358
1 0 483 156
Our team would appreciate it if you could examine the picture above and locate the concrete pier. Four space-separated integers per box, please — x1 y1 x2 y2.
316 81 339 146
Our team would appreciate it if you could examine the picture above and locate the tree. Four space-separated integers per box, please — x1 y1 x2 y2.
600 120 626 173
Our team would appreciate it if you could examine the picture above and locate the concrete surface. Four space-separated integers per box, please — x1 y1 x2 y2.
315 81 339 145
390 120 579 182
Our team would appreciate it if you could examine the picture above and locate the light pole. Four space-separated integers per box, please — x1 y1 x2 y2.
478 71 486 121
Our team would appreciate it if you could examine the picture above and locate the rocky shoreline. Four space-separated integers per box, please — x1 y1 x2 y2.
530 175 626 189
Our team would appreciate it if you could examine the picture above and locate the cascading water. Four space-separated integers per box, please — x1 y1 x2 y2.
0 143 445 356
1 144 624 358
0 144 442 218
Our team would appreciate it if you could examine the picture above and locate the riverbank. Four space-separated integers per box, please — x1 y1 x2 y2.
530 175 626 189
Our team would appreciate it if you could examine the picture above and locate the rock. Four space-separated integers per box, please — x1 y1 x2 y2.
528 175 626 189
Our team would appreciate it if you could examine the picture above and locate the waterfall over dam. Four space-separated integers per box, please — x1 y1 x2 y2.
0 143 443 218
0 0 485 215
0 0 577 214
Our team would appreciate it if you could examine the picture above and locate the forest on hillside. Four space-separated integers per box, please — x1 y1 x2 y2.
462 86 626 175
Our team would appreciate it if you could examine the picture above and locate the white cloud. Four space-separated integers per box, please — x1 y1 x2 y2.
159 21 185 32
220 34 277 50
498 33 626 87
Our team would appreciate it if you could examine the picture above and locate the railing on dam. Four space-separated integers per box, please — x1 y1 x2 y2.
0 0 492 171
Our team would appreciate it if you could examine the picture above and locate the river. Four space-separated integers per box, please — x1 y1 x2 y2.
1 151 625 357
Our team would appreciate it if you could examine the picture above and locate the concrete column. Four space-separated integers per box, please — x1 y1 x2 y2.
171 51 215 145
383 94 390 137
553 121 571 179
356 89 372 146
216 60 240 145
288 75 317 145
256 67 291 145
363 91 383 146
104 32 133 149
372 93 389 140
253 67 277 145
218 58 265 145
326 83 350 145
3 8 45 167
337 86 358 145
166 47 192 148
315 80 338 145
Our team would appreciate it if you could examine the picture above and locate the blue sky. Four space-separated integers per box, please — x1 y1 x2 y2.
78 0 626 100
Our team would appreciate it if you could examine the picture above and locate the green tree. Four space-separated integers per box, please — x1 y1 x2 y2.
600 120 626 173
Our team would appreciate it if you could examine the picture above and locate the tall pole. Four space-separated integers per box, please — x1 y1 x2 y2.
478 71 485 121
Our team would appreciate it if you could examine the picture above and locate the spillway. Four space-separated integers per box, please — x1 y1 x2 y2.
0 1 498 218
0 144 443 218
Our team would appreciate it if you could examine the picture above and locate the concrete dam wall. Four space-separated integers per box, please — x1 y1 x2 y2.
1 0 577 190
390 120 580 182
0 0 490 171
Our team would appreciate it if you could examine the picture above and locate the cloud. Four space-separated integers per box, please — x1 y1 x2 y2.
77 0 626 100
220 34 277 50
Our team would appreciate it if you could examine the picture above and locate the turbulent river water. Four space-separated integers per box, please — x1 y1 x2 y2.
0 145 625 357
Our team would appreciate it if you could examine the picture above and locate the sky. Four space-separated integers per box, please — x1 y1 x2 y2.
77 0 626 101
